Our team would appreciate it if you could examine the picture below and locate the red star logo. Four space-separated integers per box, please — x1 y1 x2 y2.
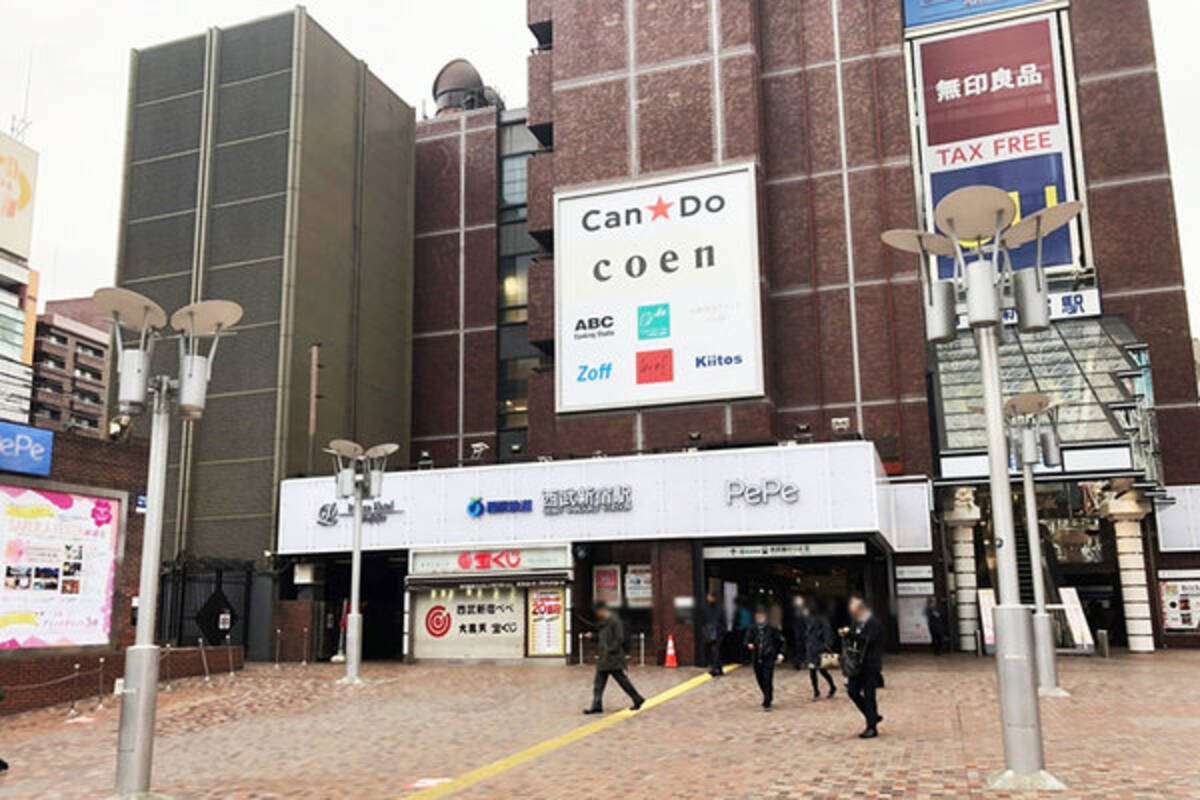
646 195 673 221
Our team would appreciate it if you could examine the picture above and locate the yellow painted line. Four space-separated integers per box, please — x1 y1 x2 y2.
408 664 739 799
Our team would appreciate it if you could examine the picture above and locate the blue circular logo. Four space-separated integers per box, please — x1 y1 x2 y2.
466 498 485 518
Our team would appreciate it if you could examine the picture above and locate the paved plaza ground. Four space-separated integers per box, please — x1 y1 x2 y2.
1 651 1197 799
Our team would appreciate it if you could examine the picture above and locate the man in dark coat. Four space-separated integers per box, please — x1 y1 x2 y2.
839 595 884 738
925 596 950 655
583 602 645 714
790 596 809 669
701 592 726 677
744 606 785 709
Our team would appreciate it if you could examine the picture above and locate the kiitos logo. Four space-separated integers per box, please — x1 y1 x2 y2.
695 354 743 368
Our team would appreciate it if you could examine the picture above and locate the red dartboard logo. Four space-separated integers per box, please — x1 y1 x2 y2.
425 605 452 638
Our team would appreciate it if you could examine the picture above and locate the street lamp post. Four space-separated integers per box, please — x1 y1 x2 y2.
325 439 398 683
95 288 242 799
1006 392 1070 698
883 187 1081 791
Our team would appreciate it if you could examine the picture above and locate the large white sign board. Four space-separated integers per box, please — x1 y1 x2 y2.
278 442 931 556
554 164 764 412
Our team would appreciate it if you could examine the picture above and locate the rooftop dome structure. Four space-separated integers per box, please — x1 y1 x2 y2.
432 58 504 114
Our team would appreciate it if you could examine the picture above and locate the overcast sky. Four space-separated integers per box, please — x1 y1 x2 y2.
1 1 1197 333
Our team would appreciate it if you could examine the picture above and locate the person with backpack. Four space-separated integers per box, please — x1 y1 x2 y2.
744 605 785 710
839 595 884 738
582 601 645 714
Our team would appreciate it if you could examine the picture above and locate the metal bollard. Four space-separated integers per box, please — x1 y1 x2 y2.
275 628 282 669
302 626 309 666
639 632 646 667
975 628 984 657
95 657 106 711
226 634 236 680
578 633 585 666
163 643 173 691
198 636 211 683
66 663 81 718
1097 629 1110 659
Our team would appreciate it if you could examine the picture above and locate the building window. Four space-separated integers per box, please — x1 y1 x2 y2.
76 343 103 359
499 356 537 430
499 254 531 324
35 378 63 394
33 405 61 421
73 389 102 405
69 415 98 430
39 355 65 371
74 366 102 382
499 153 530 208
49 333 69 346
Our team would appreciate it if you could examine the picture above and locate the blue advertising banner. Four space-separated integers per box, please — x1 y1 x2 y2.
0 421 53 477
904 0 1051 29
931 152 1070 278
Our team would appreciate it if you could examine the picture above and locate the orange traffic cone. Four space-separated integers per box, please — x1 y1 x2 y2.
664 634 678 668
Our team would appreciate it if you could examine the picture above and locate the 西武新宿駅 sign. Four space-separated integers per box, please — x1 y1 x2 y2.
903 0 1053 29
913 13 1083 280
554 164 764 413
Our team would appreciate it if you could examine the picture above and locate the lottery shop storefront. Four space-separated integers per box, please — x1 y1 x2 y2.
405 544 573 661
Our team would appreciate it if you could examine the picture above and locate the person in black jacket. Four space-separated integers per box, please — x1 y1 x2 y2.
790 596 808 669
839 595 884 738
701 592 726 677
744 606 785 710
582 602 645 714
803 598 837 700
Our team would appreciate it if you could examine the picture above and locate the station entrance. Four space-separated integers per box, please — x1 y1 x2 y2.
701 539 893 662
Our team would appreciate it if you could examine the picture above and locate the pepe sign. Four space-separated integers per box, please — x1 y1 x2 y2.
555 164 764 413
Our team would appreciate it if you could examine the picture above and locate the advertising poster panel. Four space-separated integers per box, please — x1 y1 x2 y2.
897 595 933 644
624 564 653 609
0 485 122 649
0 132 37 260
411 588 525 660
527 587 566 656
1159 580 1200 632
593 564 621 607
914 13 1082 280
554 164 763 413
904 0 1051 29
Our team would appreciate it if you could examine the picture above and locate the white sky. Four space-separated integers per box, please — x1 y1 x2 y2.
1 1 1197 335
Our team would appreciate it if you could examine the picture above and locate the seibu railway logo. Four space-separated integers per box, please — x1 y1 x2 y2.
425 605 452 638
581 190 726 283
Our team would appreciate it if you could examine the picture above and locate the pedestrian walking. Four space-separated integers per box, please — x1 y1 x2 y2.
744 606 785 710
790 595 808 669
925 596 950 655
701 592 726 677
582 602 645 714
838 595 884 738
803 598 837 700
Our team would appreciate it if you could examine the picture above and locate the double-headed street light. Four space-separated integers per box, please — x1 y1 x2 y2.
1006 391 1070 698
94 288 242 799
326 439 398 684
883 186 1081 790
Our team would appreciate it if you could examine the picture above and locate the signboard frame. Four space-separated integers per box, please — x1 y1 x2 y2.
527 586 567 657
0 476 128 657
553 162 765 414
906 8 1094 289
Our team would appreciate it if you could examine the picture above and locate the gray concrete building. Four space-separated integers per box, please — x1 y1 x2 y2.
114 8 415 656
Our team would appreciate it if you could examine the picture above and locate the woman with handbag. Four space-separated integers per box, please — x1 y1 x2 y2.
804 598 837 700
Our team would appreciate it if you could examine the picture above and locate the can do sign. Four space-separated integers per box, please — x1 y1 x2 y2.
554 164 764 413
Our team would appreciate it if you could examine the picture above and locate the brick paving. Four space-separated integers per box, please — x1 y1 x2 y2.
0 652 1197 798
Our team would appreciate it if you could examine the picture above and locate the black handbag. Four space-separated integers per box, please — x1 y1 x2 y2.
840 637 864 678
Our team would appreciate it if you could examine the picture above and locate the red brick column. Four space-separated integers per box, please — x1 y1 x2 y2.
650 540 696 666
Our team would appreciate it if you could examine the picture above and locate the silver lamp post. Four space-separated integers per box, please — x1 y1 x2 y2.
325 439 398 684
95 288 242 799
882 188 1081 791
1005 391 1070 698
